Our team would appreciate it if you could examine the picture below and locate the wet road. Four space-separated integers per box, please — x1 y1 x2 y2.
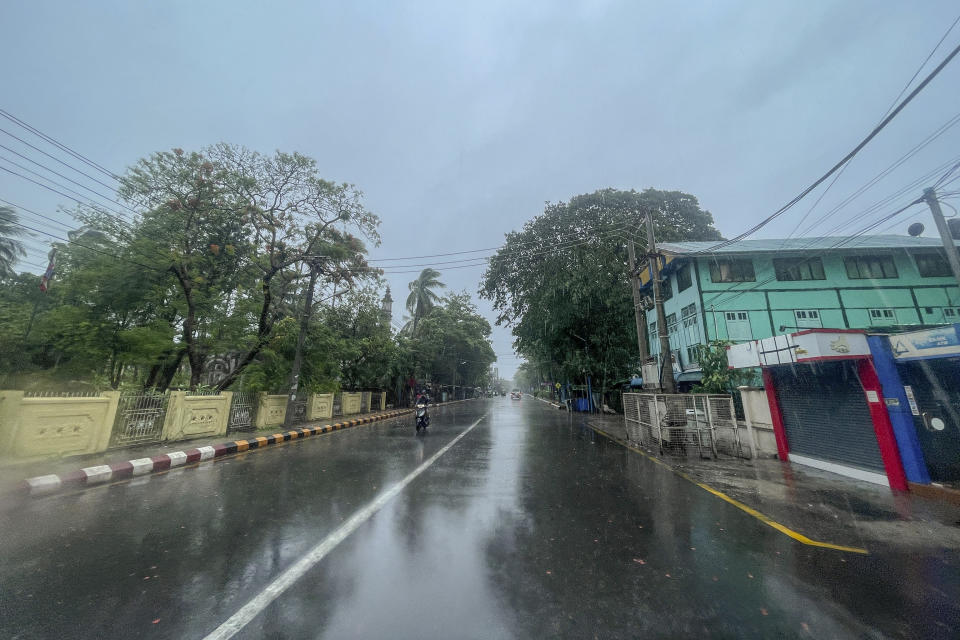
1 398 958 639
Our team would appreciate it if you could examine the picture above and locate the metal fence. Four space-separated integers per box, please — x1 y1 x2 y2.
24 390 101 398
111 391 169 446
290 393 308 424
332 393 342 417
360 392 370 414
622 392 744 459
227 391 256 433
370 392 383 412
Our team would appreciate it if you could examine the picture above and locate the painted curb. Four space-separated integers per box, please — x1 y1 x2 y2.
20 409 412 496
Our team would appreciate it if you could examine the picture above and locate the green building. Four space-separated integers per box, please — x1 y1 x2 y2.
637 235 960 380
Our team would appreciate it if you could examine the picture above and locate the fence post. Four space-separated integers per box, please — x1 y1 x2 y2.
0 390 25 454
98 390 122 451
738 386 758 460
160 391 185 442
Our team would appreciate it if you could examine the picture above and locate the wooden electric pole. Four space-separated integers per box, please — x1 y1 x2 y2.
627 240 649 362
646 215 676 393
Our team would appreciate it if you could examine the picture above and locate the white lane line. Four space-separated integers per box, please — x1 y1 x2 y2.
203 413 488 640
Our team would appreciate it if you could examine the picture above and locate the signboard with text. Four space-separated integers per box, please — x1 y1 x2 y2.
890 324 960 360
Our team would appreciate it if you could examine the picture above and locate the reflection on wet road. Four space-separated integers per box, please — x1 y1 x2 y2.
1 399 957 639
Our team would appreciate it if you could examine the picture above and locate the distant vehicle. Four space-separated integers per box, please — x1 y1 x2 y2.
510 388 521 400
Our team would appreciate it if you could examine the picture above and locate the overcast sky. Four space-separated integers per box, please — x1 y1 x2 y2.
2 1 959 379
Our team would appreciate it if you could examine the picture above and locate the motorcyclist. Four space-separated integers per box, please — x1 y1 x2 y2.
415 391 431 432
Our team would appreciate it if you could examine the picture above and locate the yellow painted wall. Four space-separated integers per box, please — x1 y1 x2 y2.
160 391 232 442
255 394 288 429
0 391 119 460
341 392 362 415
307 393 334 420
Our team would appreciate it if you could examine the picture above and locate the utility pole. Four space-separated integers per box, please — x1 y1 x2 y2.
627 240 650 362
646 215 676 393
284 257 323 427
923 187 960 289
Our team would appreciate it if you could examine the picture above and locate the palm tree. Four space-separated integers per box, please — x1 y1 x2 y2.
0 206 27 278
405 268 445 333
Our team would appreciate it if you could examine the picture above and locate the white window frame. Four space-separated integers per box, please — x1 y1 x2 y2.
794 309 822 328
724 311 752 341
868 308 896 325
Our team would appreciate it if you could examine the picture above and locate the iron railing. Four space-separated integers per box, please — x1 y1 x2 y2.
227 391 256 433
24 390 101 398
111 391 169 446
290 393 308 424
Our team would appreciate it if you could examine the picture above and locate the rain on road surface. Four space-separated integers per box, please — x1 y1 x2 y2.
1 398 957 639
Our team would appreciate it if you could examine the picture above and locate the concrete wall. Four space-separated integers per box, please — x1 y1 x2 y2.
161 391 231 442
255 394 288 429
0 391 120 461
307 393 334 421
738 386 779 458
342 392 362 415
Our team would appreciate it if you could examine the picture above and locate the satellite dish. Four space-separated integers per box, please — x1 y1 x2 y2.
907 222 924 237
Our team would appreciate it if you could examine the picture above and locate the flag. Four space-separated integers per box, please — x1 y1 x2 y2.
39 248 56 292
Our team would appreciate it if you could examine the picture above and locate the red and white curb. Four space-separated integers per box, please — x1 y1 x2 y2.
20 409 413 496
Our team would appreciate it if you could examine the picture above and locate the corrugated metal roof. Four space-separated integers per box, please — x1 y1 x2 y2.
659 235 957 255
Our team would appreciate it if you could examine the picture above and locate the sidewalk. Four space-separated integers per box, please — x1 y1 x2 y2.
0 407 413 496
583 413 960 552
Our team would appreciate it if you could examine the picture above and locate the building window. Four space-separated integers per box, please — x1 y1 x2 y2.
774 257 825 281
686 345 700 365
845 255 898 279
681 303 698 327
945 307 959 318
724 311 752 340
660 277 673 301
914 252 952 277
868 308 896 325
709 259 755 283
649 321 658 339
794 309 822 328
676 265 692 292
666 313 678 334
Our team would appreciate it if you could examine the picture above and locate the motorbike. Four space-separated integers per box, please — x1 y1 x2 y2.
415 402 430 433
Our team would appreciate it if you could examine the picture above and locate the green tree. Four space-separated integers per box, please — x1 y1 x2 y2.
0 206 27 277
405 268 445 333
480 188 722 393
409 292 496 389
691 341 752 394
115 144 380 389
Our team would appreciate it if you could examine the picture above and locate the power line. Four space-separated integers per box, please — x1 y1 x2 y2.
0 142 136 214
0 109 120 181
0 154 134 221
356 226 634 274
697 40 960 255
0 210 164 272
0 126 121 193
792 110 960 239
0 197 75 233
702 198 925 310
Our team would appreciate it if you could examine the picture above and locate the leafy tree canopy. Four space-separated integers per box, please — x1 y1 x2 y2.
480 188 722 390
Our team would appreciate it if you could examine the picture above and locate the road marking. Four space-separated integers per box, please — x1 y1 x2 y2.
587 422 869 555
203 413 488 640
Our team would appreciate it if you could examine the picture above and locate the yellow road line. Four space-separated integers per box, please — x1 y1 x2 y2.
588 423 868 555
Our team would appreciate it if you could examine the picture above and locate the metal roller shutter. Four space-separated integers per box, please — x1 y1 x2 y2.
772 362 885 472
